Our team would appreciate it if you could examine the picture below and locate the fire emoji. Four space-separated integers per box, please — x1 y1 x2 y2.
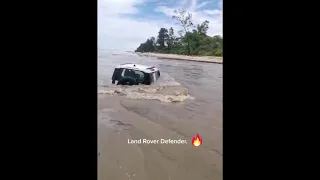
192 133 202 147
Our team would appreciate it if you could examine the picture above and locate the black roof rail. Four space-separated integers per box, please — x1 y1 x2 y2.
146 66 155 69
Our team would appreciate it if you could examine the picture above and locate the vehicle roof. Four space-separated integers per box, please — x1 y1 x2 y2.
115 63 159 73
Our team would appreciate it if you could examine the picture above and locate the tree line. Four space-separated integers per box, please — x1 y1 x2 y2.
135 9 223 57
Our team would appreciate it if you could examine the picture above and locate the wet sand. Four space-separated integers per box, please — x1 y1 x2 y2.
98 96 222 180
137 52 223 64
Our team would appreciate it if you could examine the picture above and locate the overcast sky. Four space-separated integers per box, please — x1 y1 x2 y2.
98 0 222 51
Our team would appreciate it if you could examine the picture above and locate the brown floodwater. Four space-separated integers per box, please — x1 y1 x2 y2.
98 50 222 180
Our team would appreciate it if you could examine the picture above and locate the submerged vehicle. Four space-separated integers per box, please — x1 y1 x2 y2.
112 63 160 85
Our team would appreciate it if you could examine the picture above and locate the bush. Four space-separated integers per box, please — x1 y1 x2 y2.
214 49 223 57
199 50 214 56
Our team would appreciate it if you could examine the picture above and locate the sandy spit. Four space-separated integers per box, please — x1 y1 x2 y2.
136 52 223 64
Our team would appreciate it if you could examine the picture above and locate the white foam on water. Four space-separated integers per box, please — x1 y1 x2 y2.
98 83 194 103
154 75 181 87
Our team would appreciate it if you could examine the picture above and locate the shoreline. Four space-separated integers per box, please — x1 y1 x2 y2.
136 52 223 64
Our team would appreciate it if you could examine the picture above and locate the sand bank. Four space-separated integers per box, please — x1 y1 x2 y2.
137 52 223 64
98 95 222 180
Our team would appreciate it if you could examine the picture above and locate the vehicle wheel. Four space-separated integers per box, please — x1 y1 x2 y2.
117 77 137 86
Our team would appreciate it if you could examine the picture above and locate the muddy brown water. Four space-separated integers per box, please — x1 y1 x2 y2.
98 50 222 180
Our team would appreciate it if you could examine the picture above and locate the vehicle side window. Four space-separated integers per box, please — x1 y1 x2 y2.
121 69 126 77
113 68 125 80
124 69 136 77
120 69 146 83
133 70 145 83
112 68 119 79
123 69 141 80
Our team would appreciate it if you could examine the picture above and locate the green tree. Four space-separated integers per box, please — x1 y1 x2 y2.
167 27 175 53
156 28 169 51
215 49 223 56
134 37 156 52
135 9 223 57
172 9 194 55
197 20 209 35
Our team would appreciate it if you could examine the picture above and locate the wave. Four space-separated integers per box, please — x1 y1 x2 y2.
98 86 194 103
98 80 194 103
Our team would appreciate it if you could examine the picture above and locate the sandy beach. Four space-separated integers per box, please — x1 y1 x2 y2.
136 52 223 64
